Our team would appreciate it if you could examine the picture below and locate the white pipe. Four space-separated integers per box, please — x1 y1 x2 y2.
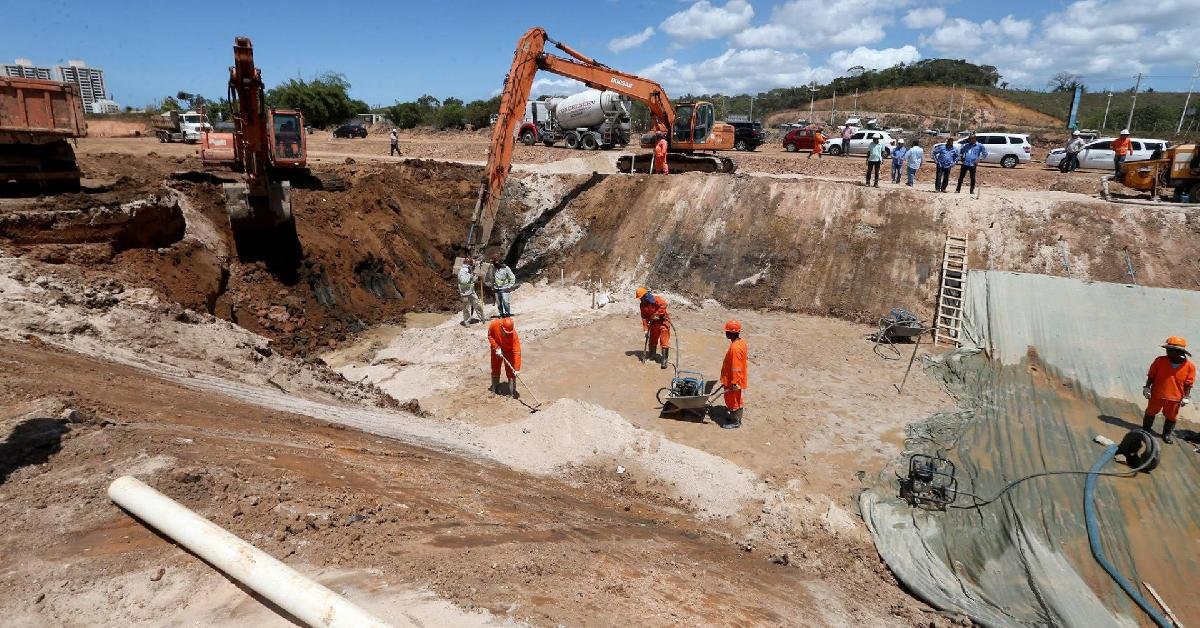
108 476 395 628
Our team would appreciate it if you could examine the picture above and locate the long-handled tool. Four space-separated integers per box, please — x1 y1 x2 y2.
498 353 543 411
641 331 650 363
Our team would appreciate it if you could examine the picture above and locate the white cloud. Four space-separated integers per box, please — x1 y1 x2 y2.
659 0 755 42
902 7 945 29
608 27 655 53
920 18 984 53
982 16 1032 40
638 48 830 95
731 0 895 49
827 46 921 73
529 76 581 98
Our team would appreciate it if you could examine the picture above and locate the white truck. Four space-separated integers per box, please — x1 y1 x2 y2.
516 89 630 150
154 110 212 143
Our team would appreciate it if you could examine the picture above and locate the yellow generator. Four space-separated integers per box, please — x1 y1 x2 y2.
1115 144 1200 202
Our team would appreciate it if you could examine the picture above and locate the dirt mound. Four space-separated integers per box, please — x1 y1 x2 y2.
516 173 1200 325
765 86 1063 130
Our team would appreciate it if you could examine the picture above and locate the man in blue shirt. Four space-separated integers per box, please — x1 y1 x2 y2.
932 138 957 192
904 140 924 186
865 137 884 187
956 134 988 194
890 139 908 183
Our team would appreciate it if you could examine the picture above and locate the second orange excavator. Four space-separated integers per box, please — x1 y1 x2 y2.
469 27 736 249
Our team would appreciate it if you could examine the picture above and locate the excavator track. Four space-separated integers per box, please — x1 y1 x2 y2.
616 153 736 175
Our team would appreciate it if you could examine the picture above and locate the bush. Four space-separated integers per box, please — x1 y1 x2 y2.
385 102 422 129
265 73 359 129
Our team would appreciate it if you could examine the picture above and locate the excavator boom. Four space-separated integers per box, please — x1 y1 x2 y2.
470 27 734 249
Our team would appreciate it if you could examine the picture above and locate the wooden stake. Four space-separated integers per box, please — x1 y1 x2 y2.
1144 581 1184 628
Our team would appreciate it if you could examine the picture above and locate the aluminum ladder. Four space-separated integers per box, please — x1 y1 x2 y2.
935 234 968 346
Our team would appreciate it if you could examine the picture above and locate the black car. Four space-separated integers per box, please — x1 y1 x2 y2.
332 123 368 138
726 120 764 151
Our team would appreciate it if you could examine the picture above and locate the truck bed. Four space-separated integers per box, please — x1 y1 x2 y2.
0 77 87 144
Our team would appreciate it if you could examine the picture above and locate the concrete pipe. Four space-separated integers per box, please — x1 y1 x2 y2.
107 476 394 628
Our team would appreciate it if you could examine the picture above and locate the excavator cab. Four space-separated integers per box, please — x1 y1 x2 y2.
269 110 305 165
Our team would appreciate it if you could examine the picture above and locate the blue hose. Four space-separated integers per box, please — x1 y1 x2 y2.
1084 444 1170 628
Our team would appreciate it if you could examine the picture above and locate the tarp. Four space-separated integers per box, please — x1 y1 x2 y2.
862 271 1200 627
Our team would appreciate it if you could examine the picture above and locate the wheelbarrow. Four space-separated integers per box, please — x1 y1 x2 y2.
656 369 724 419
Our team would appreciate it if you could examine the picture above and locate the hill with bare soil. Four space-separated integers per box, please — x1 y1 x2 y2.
765 86 1064 130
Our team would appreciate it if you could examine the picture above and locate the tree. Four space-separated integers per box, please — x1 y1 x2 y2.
463 97 500 128
1048 72 1084 92
442 96 464 108
385 102 422 129
437 101 466 129
265 72 359 128
159 96 182 112
349 99 370 114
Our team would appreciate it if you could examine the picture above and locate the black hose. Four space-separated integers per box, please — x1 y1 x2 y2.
947 430 1159 509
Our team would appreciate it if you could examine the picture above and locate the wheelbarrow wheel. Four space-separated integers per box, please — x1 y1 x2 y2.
656 387 671 406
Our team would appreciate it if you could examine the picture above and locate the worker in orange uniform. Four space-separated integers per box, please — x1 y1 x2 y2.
636 286 671 369
1142 336 1195 444
1111 128 1133 179
487 317 522 398
653 133 669 174
720 320 748 429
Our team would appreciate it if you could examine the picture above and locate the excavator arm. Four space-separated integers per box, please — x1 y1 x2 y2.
470 27 732 250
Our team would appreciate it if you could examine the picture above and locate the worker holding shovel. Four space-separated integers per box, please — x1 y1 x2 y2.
488 317 522 397
1142 336 1195 444
636 287 671 369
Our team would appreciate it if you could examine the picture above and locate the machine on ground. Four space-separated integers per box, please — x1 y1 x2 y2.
0 77 86 193
154 110 211 143
517 89 630 150
469 26 736 249
1110 143 1200 203
195 37 344 259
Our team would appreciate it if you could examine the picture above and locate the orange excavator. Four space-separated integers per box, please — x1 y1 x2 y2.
468 27 736 249
198 36 343 259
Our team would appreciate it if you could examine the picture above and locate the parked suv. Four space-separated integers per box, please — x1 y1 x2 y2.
332 123 368 138
782 128 821 152
1044 137 1169 171
727 120 764 151
953 133 1031 168
823 130 894 157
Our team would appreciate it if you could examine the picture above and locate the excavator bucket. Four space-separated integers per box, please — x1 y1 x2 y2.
223 180 302 268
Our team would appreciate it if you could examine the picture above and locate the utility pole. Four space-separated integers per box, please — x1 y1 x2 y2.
1102 90 1113 130
1178 62 1199 134
1126 73 1142 131
853 88 859 116
808 82 816 121
831 89 837 125
957 92 966 130
749 95 754 122
946 84 955 130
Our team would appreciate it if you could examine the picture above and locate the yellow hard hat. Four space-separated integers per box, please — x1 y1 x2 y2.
635 286 648 299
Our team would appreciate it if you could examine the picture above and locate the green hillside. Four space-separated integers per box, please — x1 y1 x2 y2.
978 87 1196 136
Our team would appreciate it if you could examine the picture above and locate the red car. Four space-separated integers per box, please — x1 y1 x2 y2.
781 128 821 152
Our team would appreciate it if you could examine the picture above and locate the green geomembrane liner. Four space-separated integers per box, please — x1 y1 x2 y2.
861 271 1200 627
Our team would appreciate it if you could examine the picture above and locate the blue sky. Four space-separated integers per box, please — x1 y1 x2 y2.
4 0 1198 109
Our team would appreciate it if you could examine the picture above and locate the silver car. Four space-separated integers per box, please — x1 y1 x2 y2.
823 130 894 157
953 133 1032 168
1044 137 1169 170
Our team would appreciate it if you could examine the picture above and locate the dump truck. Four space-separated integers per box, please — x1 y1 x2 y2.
1107 143 1200 203
516 89 630 150
0 76 87 193
154 110 211 143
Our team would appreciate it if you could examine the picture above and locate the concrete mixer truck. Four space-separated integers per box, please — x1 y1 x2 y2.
516 89 629 150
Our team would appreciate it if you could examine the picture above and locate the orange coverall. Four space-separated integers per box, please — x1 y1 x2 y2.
1111 136 1133 157
1145 356 1196 421
639 295 671 351
813 132 825 155
654 138 669 174
487 319 522 378
721 338 749 411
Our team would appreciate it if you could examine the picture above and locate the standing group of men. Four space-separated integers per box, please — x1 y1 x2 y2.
863 133 988 193
636 287 749 429
458 256 516 327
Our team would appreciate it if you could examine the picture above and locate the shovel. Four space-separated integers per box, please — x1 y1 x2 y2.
498 353 543 412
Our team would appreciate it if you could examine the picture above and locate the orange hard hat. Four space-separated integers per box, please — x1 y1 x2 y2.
635 286 648 299
1163 336 1190 354
501 318 515 334
724 320 742 333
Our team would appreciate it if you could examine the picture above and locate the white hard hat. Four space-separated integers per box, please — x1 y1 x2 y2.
1119 128 1130 135
1072 130 1080 135
391 128 397 132
897 138 905 144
